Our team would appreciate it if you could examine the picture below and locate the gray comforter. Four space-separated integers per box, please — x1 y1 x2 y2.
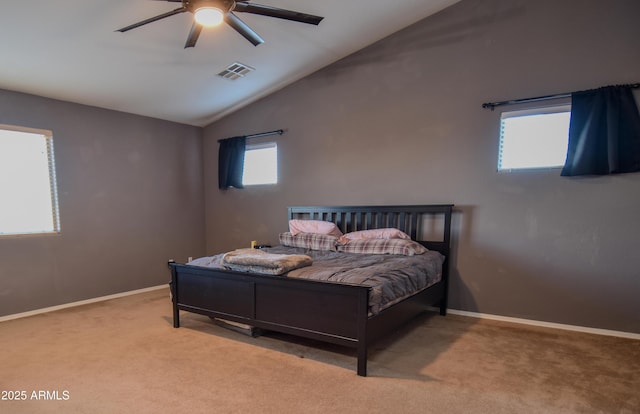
188 246 444 315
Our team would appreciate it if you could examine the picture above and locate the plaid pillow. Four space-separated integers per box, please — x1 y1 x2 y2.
337 238 427 256
279 232 339 251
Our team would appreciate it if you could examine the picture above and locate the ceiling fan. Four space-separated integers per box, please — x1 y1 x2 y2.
117 0 324 47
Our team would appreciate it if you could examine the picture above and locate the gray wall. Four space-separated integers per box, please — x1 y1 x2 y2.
203 0 640 333
0 89 205 316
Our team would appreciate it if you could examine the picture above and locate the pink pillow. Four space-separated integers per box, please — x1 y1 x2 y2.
289 220 343 237
339 228 410 244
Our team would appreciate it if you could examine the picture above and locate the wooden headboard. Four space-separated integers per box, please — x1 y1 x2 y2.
287 204 454 258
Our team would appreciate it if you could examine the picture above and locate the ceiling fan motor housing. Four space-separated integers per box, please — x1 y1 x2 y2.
185 0 236 14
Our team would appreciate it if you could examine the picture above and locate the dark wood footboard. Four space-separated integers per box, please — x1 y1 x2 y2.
170 263 372 373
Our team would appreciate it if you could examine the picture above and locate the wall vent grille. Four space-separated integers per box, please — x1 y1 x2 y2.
217 62 255 80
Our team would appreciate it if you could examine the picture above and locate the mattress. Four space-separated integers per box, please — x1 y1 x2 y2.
188 245 444 315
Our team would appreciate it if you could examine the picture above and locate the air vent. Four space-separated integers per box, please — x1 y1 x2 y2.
217 62 255 80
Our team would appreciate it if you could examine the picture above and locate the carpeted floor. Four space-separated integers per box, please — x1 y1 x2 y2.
1 288 638 413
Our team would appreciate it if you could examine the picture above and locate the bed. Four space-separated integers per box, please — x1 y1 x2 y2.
169 204 453 376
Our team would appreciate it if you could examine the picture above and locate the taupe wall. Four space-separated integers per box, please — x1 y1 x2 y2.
203 0 640 333
0 89 205 316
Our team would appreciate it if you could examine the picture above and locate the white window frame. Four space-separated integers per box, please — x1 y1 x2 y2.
0 124 61 236
498 104 571 172
242 141 278 186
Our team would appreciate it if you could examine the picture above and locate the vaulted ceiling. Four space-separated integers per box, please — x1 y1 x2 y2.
0 0 460 126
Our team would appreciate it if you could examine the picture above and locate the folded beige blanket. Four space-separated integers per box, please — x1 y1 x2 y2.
221 248 312 275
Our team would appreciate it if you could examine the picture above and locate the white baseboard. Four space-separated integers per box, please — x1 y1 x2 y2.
0 284 168 323
442 308 640 340
3 289 638 341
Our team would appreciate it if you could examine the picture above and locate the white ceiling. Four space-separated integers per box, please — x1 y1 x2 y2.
0 0 459 127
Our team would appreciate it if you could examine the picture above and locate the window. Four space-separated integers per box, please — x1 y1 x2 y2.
498 105 571 171
0 125 61 235
242 142 277 186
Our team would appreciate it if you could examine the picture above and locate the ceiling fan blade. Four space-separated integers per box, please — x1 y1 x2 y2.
233 2 324 25
117 7 187 32
184 22 203 48
225 12 264 46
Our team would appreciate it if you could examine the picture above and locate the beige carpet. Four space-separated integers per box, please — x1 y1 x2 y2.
1 288 638 414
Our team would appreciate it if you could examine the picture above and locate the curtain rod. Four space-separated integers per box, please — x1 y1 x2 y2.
482 83 640 111
218 129 283 143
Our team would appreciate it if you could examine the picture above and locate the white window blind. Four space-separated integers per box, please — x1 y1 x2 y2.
242 141 278 186
498 105 571 171
0 125 61 235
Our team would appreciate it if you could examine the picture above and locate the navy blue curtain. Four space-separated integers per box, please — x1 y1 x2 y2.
218 136 246 189
561 85 640 176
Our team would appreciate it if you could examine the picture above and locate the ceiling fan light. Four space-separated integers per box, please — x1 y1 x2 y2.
194 7 224 27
